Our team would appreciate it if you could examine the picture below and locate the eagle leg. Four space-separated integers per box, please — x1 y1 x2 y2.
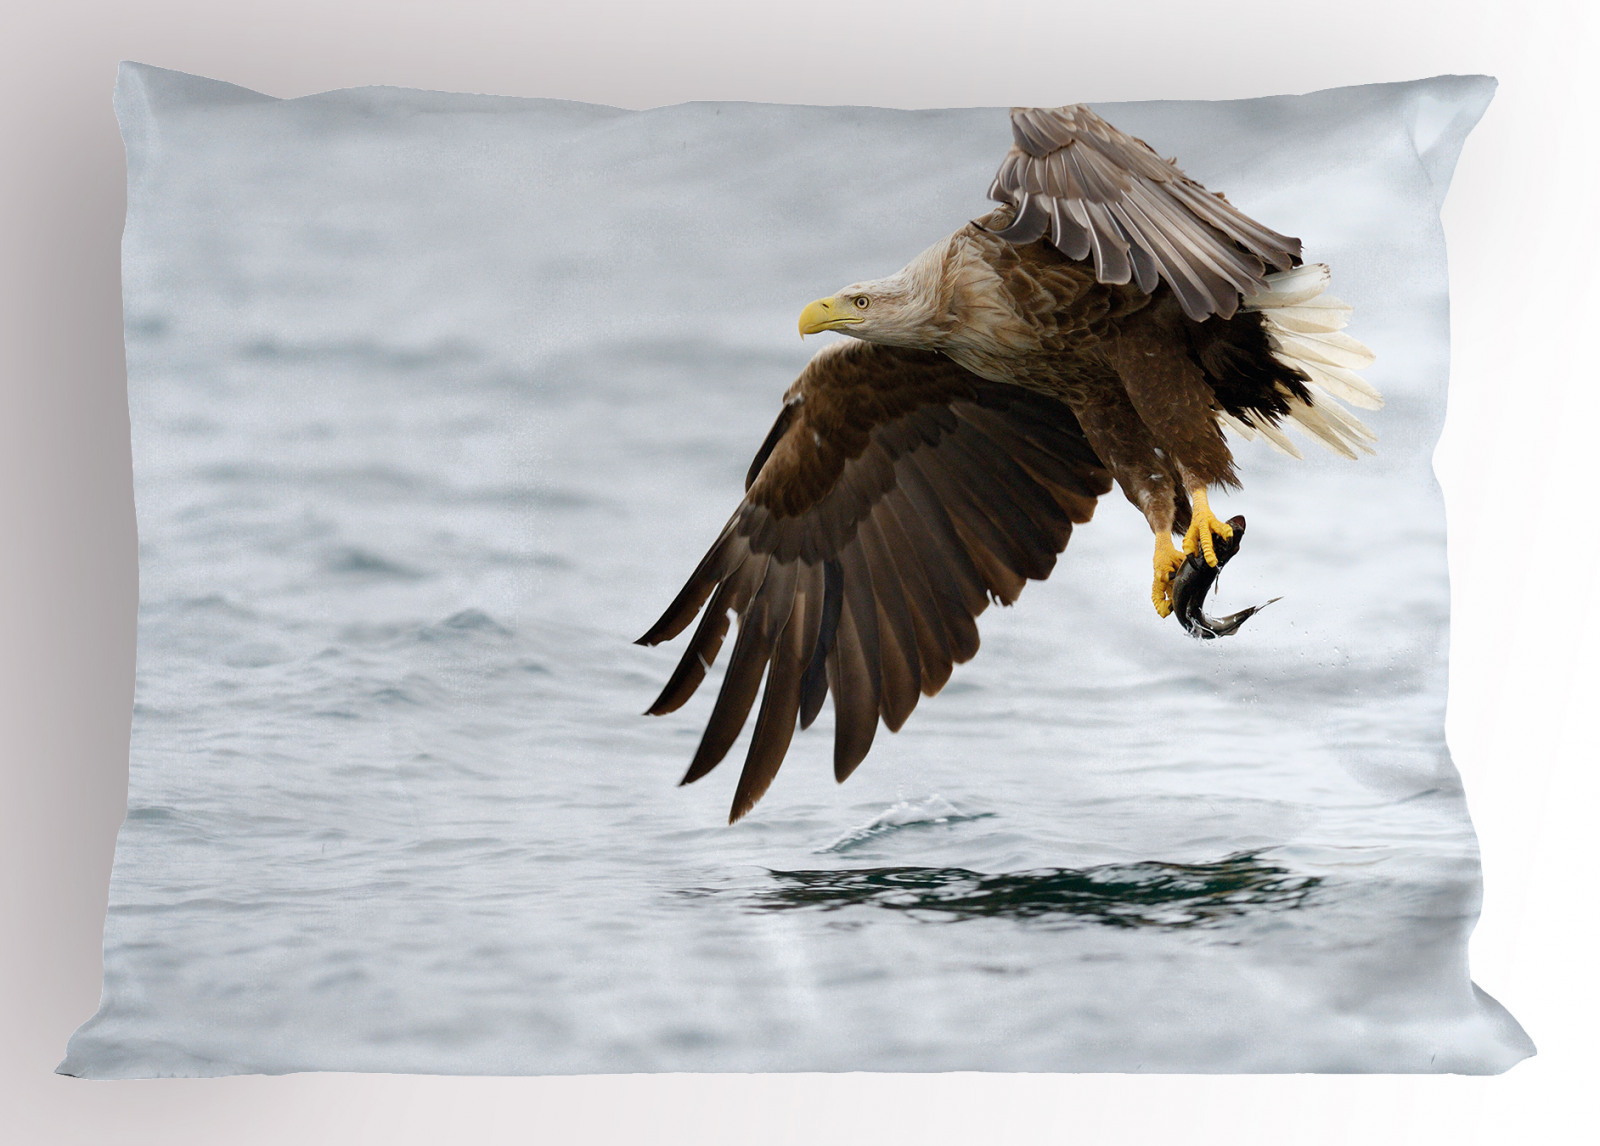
1152 533 1185 618
1181 486 1234 568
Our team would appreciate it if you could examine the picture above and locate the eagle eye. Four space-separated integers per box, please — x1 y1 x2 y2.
852 295 870 310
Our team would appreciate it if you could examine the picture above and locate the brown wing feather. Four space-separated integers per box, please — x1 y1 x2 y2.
855 516 921 731
830 545 883 781
637 339 1112 822
730 561 823 821
987 105 1301 321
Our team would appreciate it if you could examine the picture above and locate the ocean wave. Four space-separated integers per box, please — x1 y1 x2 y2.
819 795 995 854
238 335 480 372
321 546 428 581
417 609 514 642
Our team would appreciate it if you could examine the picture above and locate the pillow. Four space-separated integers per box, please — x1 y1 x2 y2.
61 62 1530 1076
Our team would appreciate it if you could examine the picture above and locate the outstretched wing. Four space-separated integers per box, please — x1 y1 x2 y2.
637 340 1111 823
987 105 1301 322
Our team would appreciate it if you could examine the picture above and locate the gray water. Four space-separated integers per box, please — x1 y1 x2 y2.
62 65 1531 1075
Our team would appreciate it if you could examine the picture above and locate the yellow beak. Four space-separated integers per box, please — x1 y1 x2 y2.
798 296 864 336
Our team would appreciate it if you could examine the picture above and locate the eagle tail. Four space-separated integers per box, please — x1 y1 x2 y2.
1240 264 1381 459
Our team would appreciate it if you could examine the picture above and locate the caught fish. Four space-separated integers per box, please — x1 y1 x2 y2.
1172 515 1279 639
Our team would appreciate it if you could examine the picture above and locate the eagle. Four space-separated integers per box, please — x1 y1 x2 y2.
637 104 1379 823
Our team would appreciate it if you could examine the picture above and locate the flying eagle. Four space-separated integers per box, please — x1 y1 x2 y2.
638 105 1379 822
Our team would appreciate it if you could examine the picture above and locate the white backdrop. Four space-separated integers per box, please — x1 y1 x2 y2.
0 0 1593 1142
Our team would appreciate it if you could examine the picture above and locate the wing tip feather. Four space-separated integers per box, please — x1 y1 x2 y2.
642 339 1112 822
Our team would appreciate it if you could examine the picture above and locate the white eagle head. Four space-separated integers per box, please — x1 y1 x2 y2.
797 239 948 348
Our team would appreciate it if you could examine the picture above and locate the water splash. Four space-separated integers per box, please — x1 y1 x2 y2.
755 852 1319 930
819 795 995 854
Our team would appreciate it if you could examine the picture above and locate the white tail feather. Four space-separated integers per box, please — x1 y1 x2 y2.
1308 391 1377 445
1267 328 1376 371
1255 419 1303 458
1243 263 1329 306
1258 304 1351 334
1296 360 1384 410
1233 263 1381 458
1283 395 1370 459
1221 411 1303 458
1216 411 1256 440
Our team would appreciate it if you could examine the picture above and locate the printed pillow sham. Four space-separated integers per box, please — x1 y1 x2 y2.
62 63 1530 1076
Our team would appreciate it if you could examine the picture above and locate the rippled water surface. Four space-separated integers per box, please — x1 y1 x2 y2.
63 66 1530 1076
749 852 1321 928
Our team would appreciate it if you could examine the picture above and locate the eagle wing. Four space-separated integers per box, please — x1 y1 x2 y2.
988 105 1301 322
637 340 1112 823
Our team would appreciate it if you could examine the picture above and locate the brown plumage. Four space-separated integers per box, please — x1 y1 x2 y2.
641 105 1378 822
990 105 1302 321
638 341 1110 822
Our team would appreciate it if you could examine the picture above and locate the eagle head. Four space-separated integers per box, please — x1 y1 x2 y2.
797 282 920 344
798 242 948 347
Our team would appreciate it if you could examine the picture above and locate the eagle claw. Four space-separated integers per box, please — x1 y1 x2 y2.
1181 488 1233 568
1152 534 1185 617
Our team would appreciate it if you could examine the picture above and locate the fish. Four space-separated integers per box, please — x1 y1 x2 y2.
1171 515 1279 639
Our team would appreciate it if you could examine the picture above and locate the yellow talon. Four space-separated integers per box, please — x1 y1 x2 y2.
1182 487 1234 568
1152 533 1185 617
